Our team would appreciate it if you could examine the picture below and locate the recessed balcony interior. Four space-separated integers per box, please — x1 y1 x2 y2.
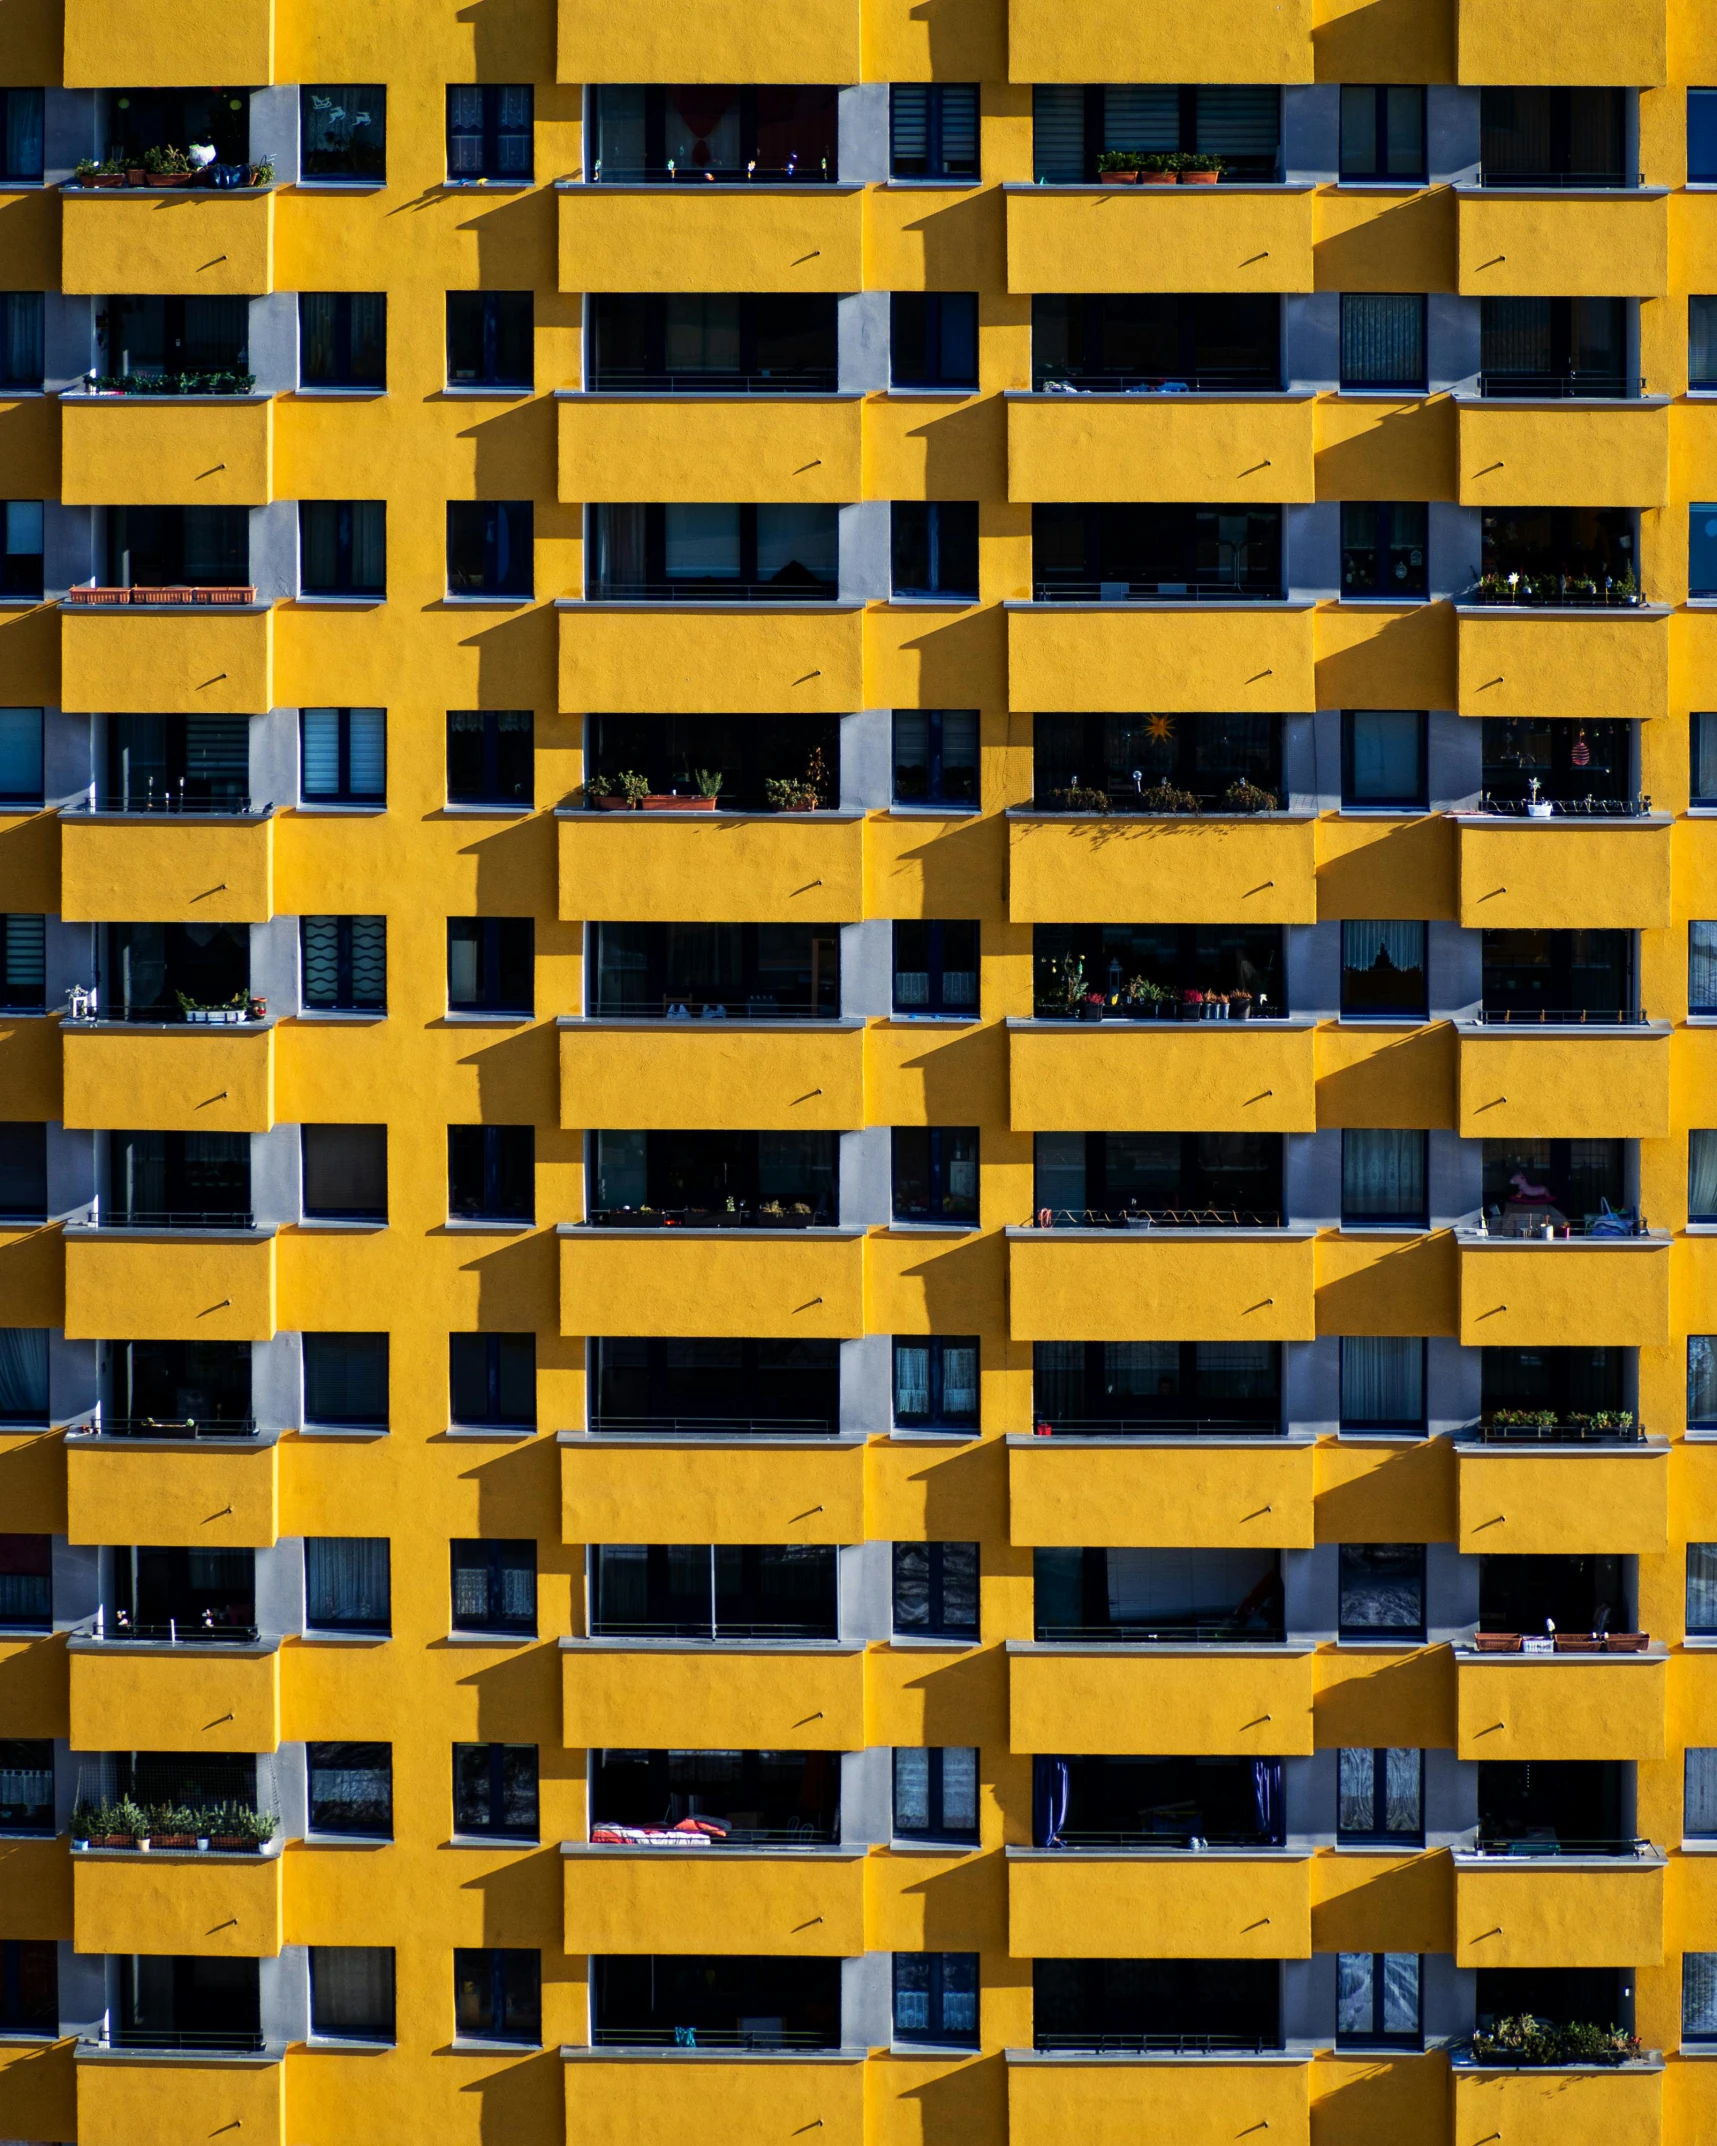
1031 294 1280 393
113 1544 257 1642
1478 87 1628 189
1475 1966 1633 2040
1479 297 1630 399
100 88 254 171
1477 1345 1635 1437
590 1129 837 1226
103 1130 252 1229
591 1953 843 2049
1031 1341 1282 1436
1031 84 1283 186
1033 1131 1283 1228
97 921 251 1023
1480 1137 1633 1236
95 713 253 816
1032 504 1282 603
1032 926 1286 1018
1478 717 1640 815
114 1953 262 2052
1033 1956 1282 2054
587 292 837 393
1034 1546 1285 1644
588 504 838 602
75 1749 271 1842
588 85 840 185
1480 928 1636 1022
589 1541 838 1641
590 1747 841 1843
589 923 840 1020
1478 1553 1632 1641
583 712 840 812
1036 1753 1285 1847
589 1336 841 1434
1031 711 1283 813
97 505 252 590
1476 507 1637 605
93 295 253 392
1476 1759 1632 1854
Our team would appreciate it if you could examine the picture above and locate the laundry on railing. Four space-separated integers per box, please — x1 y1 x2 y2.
589 1818 729 1847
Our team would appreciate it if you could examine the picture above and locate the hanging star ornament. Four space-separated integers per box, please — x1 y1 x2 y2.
1144 714 1175 744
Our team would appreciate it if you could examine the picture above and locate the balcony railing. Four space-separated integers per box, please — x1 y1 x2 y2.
591 2027 838 2050
1033 371 1281 396
1035 1621 1285 1646
587 1619 838 1642
1469 1207 1648 1240
1044 1829 1283 1849
64 584 258 606
89 1611 260 1646
589 164 835 186
1469 1836 1653 1858
1031 1418 1283 1438
1472 793 1650 819
1031 581 1283 604
1474 1007 1648 1027
1030 1208 1284 1231
1477 170 1632 190
1027 789 1282 817
1465 1415 1642 1445
588 1822 841 1846
93 1417 259 1441
74 790 264 818
103 2027 267 2054
589 369 838 395
592 1000 838 1022
1466 575 1640 607
1034 2032 1283 2056
93 1210 256 1232
1478 372 1636 400
1031 1000 1286 1021
588 1205 835 1229
585 579 839 604
588 1415 838 1437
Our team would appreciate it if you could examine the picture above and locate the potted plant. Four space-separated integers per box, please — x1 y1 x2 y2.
1056 954 1087 1020
1079 991 1106 1024
1140 153 1178 186
1222 778 1278 814
1097 150 1142 185
587 769 647 811
1471 1631 1522 1652
1178 153 1224 185
764 746 830 813
691 767 723 809
143 144 195 187
149 1804 200 1850
1139 781 1200 815
1230 990 1253 1021
1050 784 1110 814
1180 988 1205 1021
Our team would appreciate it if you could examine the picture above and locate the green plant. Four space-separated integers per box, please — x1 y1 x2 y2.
1050 784 1110 813
1138 781 1199 814
1126 975 1170 1004
1470 2015 1641 2068
606 769 649 806
1096 150 1143 174
147 1804 202 1839
142 143 194 177
1177 152 1224 173
73 1796 149 1840
764 747 830 813
74 158 100 181
1488 1408 1558 1430
1222 779 1278 814
250 161 275 187
1141 152 1177 173
692 768 723 799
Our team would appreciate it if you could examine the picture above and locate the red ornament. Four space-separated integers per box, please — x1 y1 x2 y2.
1571 730 1590 768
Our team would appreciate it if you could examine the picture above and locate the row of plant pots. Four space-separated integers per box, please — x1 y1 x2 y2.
72 1800 277 1852
1098 153 1224 185
73 154 274 189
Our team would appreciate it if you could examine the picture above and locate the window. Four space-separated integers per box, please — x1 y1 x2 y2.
893 1541 979 1638
1 502 43 598
894 1747 979 1841
1481 296 1626 400
0 93 43 184
589 85 839 184
1340 1338 1426 1433
301 708 385 805
893 709 978 807
1337 1952 1420 2047
299 503 386 599
1693 1132 1717 1224
1689 1544 1717 1637
450 1333 536 1428
0 915 43 1012
303 1332 389 1428
454 1948 540 2043
446 85 533 183
1480 87 1623 187
448 501 532 598
0 1739 52 1832
447 291 532 388
1030 83 1280 185
1034 1340 1281 1434
1692 90 1717 186
1693 923 1717 1016
452 1745 538 1839
1692 1337 1717 1427
1344 711 1424 809
0 1940 55 2035
1341 921 1428 1019
1337 1747 1424 1842
890 85 979 179
892 502 978 601
1687 1749 1717 1839
301 85 386 181
308 1741 392 1836
0 1536 50 1630
448 1125 534 1223
1693 300 1717 391
893 1337 980 1429
0 294 43 391
893 921 979 1016
1686 1954 1717 2043
590 501 839 599
0 1123 46 1221
299 294 386 390
1340 295 1426 390
891 293 979 390
448 711 533 806
301 1125 387 1223
589 292 838 392
447 918 533 1014
0 1329 45 1425
1695 506 1717 600
1694 714 1717 807
310 1947 394 2042
0 709 42 805
1338 1544 1426 1640
893 1951 979 2048
304 1538 391 1635
892 1126 979 1222
451 1539 537 1634
301 914 387 1013
1341 504 1428 600
1339 86 1425 181
1342 1130 1428 1228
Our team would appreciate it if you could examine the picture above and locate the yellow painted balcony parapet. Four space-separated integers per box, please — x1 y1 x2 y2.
1455 1021 1671 1141
562 1843 866 1955
1454 1646 1667 1761
1453 397 1669 511
1455 0 1665 85
1008 1846 1313 1958
72 1843 284 1959
66 1427 280 1550
1455 1231 1671 1347
1005 392 1316 506
1453 1435 1669 1557
1007 604 1318 714
1454 816 1672 932
559 1224 867 1339
558 181 864 294
60 602 274 717
1454 186 1668 299
559 1432 865 1545
62 1225 277 1344
1454 604 1670 724
558 808 865 924
1451 1848 1665 1971
75 2045 284 2146
557 1018 865 1132
1008 1641 1317 1755
561 1638 867 1749
563 2047 867 2146
1009 0 1310 80
557 600 864 713
558 0 858 79
1450 2055 1663 2146
1007 1018 1317 1133
58 808 274 926
60 187 276 299
59 393 274 509
557 392 862 504
1005 812 1318 925
1004 184 1316 296
63 0 277 85
62 1019 275 1134
1006 1434 1315 1550
1007 1228 1318 1343
68 1634 282 1753
1007 2048 1311 2146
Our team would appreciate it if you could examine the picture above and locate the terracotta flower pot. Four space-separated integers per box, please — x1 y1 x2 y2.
643 794 718 811
90 174 124 188
1140 170 1177 185
148 173 192 187
1100 171 1139 185
594 796 632 811
1180 169 1220 186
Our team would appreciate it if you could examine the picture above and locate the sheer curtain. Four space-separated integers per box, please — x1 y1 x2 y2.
1693 924 1717 1015
1341 295 1425 387
1685 1952 1717 2039
0 1327 47 1422
1343 920 1426 975
310 1946 394 2037
1341 1337 1424 1429
1688 1749 1717 1837
305 1538 390 1629
1691 1337 1717 1427
1692 1134 1717 1222
1343 1130 1426 1223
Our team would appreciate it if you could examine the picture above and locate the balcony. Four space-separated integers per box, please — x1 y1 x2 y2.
1007 605 1316 715
1008 1642 1315 1755
1454 817 1670 933
75 2051 283 2146
562 1637 865 1749
1008 2051 1309 2146
558 601 862 714
559 809 864 924
1454 1435 1667 1556
66 1430 277 1551
62 0 277 84
60 601 273 717
62 1225 276 1343
1455 1022 1669 1142
564 2049 864 2146
1007 1436 1313 1550
1007 1227 1315 1343
558 183 862 295
61 1019 275 1133
1450 2055 1662 2146
73 1847 282 1958
1454 399 1668 511
563 1844 864 1955
1004 185 1315 296
1005 812 1315 927
560 1433 862 1545
1454 1650 1665 1761
58 808 274 926
68 1635 280 1754
1006 394 1314 505
1007 1019 1315 1134
1455 604 1668 724
59 394 274 509
1454 187 1666 300
1009 1848 1311 1958
558 1020 864 1131
1455 1233 1669 1347
1454 0 1665 85
60 187 275 299
1452 1849 1664 1970
560 1225 865 1340
559 0 857 77
558 394 859 504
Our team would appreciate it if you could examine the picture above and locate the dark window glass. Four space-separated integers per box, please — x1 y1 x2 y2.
1032 1129 1283 1226
451 1540 537 1634
592 1953 841 2047
891 1126 979 1222
1340 1338 1426 1432
105 1128 250 1228
893 1337 979 1428
1693 298 1717 390
1480 296 1627 398
592 1336 839 1435
893 1747 979 1840
1480 1137 1627 1233
1694 91 1717 185
454 1948 541 2042
1691 1547 1717 1637
0 93 44 183
591 1129 838 1222
891 292 979 388
590 84 838 184
890 84 979 178
1 502 42 598
0 294 44 391
1340 295 1426 389
592 1747 841 1840
0 1939 55 2034
1688 1748 1717 1837
96 294 248 385
1696 1134 1717 1224
0 1739 52 1831
299 503 386 598
108 1340 250 1433
101 505 249 589
1031 502 1282 601
1033 712 1280 813
1337 1952 1421 2046
446 85 533 182
0 915 44 1012
301 915 387 1013
589 502 839 600
0 1123 46 1221
447 917 533 1013
304 1538 390 1634
591 922 840 1022
1032 1954 1281 2047
1482 928 1632 1021
301 85 386 180
1695 506 1717 599
114 1543 256 1639
447 292 532 388
1035 1546 1285 1641
301 708 385 803
0 1328 46 1424
1339 1543 1426 1640
1341 504 1427 599
308 1740 392 1836
448 501 532 597
448 1125 534 1222
1692 1337 1717 1429
299 294 387 389
1479 505 1638 602
0 1535 50 1630
452 1747 539 1840
892 501 979 601
0 708 42 805
892 709 978 807
1339 86 1426 180
587 712 839 812
1342 1130 1428 1227
1033 1340 1281 1435
303 1332 389 1427
1480 86 1624 186
1340 920 1428 1018
105 86 252 168
450 1333 536 1427
310 1947 394 2041
114 1953 260 2051
1032 923 1286 1016
893 1541 979 1638
1481 1343 1624 1424
1696 924 1717 1015
589 292 837 392
448 710 533 806
894 1951 979 2047
301 1124 387 1222
1032 291 1281 393
1337 1746 1424 1841
893 921 979 1016
98 710 248 814
590 1543 838 1640
1030 83 1280 185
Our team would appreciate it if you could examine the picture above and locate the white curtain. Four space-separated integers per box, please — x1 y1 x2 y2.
306 1537 390 1628
1690 1545 1717 1634
1343 920 1426 975
1342 1337 1424 1428
1692 924 1717 1015
311 1946 394 2037
1343 1131 1426 1222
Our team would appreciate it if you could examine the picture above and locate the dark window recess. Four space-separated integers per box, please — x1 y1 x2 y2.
452 1745 539 1839
1480 506 1638 603
299 293 386 389
301 708 385 803
447 501 532 597
893 1336 980 1428
891 292 979 389
106 1129 249 1228
1692 298 1717 390
0 1738 52 1831
592 1953 841 2048
1339 1543 1426 1640
1693 1337 1717 1428
1480 1344 1625 1422
1341 503 1428 599
446 85 532 182
0 1122 45 1222
1 502 42 598
1479 1137 1627 1233
1340 294 1426 390
589 293 837 393
893 1542 979 1638
1481 297 1628 399
301 85 386 181
586 712 840 814
0 1939 56 2034
1030 83 1280 184
1693 506 1717 601
1339 85 1426 180
1480 1553 1631 1639
1480 86 1625 187
1338 1953 1421 2047
104 921 248 1024
0 294 42 393
96 294 249 385
105 87 252 169
592 1747 842 1841
894 1952 979 2047
591 922 840 1021
100 711 248 815
589 1543 838 1641
454 1949 541 2043
591 1128 837 1225
310 1947 394 2042
1032 503 1281 602
0 93 44 183
107 1339 250 1434
448 711 532 806
1341 1129 1428 1228
301 915 386 1013
447 292 532 388
894 921 979 1017
1481 928 1633 1021
451 1540 537 1635
0 1536 50 1630
892 502 979 601
1032 924 1285 1017
303 1537 390 1633
448 1125 534 1222
303 1332 389 1427
890 84 979 178
301 1124 387 1223
1032 1339 1280 1436
1692 1547 1717 1637
1033 1129 1282 1227
1033 1545 1284 1643
592 1336 839 1436
1338 1747 1425 1842
299 503 386 598
1340 920 1428 1019
892 1126 979 1222
588 502 838 602
1341 1337 1427 1430
1480 1757 1625 1851
1033 711 1280 812
449 1334 537 1428
894 1747 979 1840
448 918 533 1013
590 85 837 183
1482 717 1634 810
0 1328 47 1424
0 708 42 806
114 1545 256 1641
1343 710 1426 808
1036 1753 1284 1849
115 1954 260 2053
893 709 978 807
1033 1955 1282 2052
1694 91 1717 186
0 916 44 1012
1032 293 1280 392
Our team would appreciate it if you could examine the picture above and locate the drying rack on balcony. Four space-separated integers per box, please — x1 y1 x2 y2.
63 585 258 607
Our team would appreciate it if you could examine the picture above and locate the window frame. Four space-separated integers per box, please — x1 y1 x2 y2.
453 1945 542 2044
0 1737 53 1835
451 1744 540 1843
892 1949 980 2049
1337 1543 1427 1643
1336 1745 1425 1845
445 84 534 185
889 84 980 181
300 1123 388 1224
1688 1543 1717 1638
447 1123 535 1224
447 500 534 599
299 707 386 806
890 292 980 390
0 93 45 186
1339 292 1428 391
446 916 534 1016
891 707 979 809
446 290 534 390
0 1534 51 1633
299 84 387 184
892 1539 980 1640
449 1331 536 1429
892 919 980 1018
298 292 387 391
1336 1951 1422 2050
302 1330 390 1430
1 500 44 599
1339 502 1429 602
303 1536 391 1636
309 1945 396 2044
1338 85 1428 184
1339 1336 1427 1434
298 501 387 601
1340 1128 1429 1230
306 1739 393 1839
450 1537 538 1636
1339 918 1430 1021
0 914 44 1014
300 913 387 1014
447 709 534 807
0 293 44 394
890 500 980 602
892 1746 980 1844
0 1937 56 2036
892 1335 981 1430
0 708 43 807
890 1125 980 1224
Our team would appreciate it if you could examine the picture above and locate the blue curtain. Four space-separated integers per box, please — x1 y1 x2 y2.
1034 1756 1070 1847
1253 1758 1283 1843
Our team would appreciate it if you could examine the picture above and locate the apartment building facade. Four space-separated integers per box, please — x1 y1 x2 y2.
1 0 1716 2139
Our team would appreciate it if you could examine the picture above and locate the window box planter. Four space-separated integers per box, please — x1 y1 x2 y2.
1473 1631 1523 1652
642 794 718 812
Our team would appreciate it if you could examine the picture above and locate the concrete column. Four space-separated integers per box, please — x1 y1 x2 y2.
250 915 301 1018
840 1333 892 1432
1427 1541 1478 1643
1285 922 1337 1019
1284 1543 1337 1643
1430 503 1482 602
1428 922 1481 1021
45 502 95 597
256 1538 304 1642
1286 501 1339 601
253 1336 302 1433
1428 87 1480 185
249 87 300 185
1285 1127 1341 1229
841 1747 894 1846
839 1125 892 1227
1282 294 1338 393
1428 708 1481 810
48 1334 97 1426
44 89 97 180
839 500 890 604
1426 1746 1477 1848
45 710 91 807
48 1123 96 1222
249 293 298 397
1283 1751 1330 1843
838 292 890 393
837 85 888 186
262 1947 311 2048
1428 295 1480 394
1286 1337 1338 1439
1283 86 1337 184
841 1951 892 2048
1283 1954 1333 2044
52 1540 100 1632
840 920 892 1019
251 708 299 816
249 499 298 605
842 709 893 810
838 1540 892 1642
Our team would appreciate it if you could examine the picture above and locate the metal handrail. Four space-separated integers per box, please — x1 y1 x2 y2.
1478 170 1632 189
591 2027 840 2050
588 1620 839 1642
1477 372 1636 399
1029 1208 1285 1230
1034 2032 1283 2055
589 166 835 187
106 2029 266 2053
1472 794 1649 818
94 1615 259 1645
1470 1836 1652 1858
95 1210 256 1231
1035 1621 1285 1645
1033 370 1282 395
588 369 838 394
1475 1007 1649 1026
1031 581 1284 604
587 1207 834 1229
78 791 262 817
588 1416 838 1436
1045 1829 1285 1849
97 1417 259 1441
1466 1419 1643 1445
1030 1419 1284 1438
586 580 839 604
